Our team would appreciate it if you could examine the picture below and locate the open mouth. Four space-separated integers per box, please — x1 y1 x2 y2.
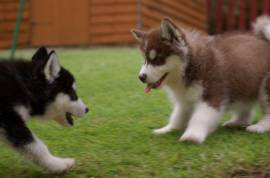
65 112 74 126
144 72 168 93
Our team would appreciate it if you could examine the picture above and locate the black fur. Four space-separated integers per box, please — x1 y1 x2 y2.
0 47 77 147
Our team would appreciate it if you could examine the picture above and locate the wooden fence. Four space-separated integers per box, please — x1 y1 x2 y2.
89 0 138 44
142 0 207 32
0 0 30 48
0 0 207 48
208 0 270 34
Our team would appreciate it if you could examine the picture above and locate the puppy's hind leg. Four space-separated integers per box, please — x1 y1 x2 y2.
247 77 270 133
247 115 270 133
223 104 253 128
3 112 74 173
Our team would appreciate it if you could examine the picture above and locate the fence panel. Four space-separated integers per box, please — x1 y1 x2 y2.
208 0 270 34
0 0 30 48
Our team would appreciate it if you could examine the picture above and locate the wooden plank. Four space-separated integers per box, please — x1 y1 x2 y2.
0 22 29 32
142 6 163 22
143 0 206 22
215 0 223 33
141 14 159 29
0 39 28 48
238 0 246 30
250 0 257 22
142 3 206 31
91 4 137 15
0 1 30 49
90 14 137 24
90 34 134 44
0 32 29 48
0 10 29 21
143 16 188 30
90 23 136 34
0 2 30 12
0 0 22 3
142 0 206 30
91 0 137 4
31 0 89 46
0 32 29 40
178 0 206 14
263 0 270 14
226 0 235 31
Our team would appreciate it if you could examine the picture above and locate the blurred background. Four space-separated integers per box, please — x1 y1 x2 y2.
1 0 270 49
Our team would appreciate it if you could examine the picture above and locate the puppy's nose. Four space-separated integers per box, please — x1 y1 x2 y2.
139 74 147 83
85 107 89 113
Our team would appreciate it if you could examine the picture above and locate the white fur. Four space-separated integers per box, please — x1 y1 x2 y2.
247 75 270 133
180 102 223 144
139 55 187 84
23 137 74 173
149 49 157 60
145 54 205 137
155 81 203 134
14 105 30 121
69 98 87 117
263 25 270 41
44 52 60 83
252 15 270 41
72 82 76 90
247 115 270 133
138 47 222 144
42 93 87 127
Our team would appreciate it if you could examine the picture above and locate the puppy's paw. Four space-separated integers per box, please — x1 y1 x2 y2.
153 126 174 135
246 124 269 133
223 119 249 128
180 131 206 144
45 157 75 174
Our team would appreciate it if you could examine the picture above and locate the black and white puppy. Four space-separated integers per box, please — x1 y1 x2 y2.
0 47 88 173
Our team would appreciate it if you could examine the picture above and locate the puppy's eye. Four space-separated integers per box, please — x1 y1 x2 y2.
69 89 78 101
148 49 157 60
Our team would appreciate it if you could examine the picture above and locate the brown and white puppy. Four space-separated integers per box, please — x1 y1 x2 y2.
131 16 270 144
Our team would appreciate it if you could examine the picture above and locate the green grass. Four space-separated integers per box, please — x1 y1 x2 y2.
0 47 269 178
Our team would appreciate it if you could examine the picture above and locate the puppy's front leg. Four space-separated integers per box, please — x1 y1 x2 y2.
180 102 223 144
22 137 75 173
3 114 74 173
154 102 192 134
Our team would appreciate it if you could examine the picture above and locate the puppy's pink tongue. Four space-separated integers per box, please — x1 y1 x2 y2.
144 84 152 93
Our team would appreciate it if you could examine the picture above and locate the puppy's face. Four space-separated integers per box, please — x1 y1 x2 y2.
131 19 189 93
32 47 89 127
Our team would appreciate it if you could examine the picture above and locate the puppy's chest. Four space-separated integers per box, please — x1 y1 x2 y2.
166 82 204 104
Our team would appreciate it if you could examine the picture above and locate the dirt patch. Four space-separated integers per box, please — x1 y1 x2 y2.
230 166 270 178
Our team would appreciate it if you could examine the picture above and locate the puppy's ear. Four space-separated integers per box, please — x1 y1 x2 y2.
44 51 61 83
131 29 146 43
32 46 48 61
160 18 186 45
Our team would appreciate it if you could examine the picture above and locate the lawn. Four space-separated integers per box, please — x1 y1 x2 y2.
0 47 270 178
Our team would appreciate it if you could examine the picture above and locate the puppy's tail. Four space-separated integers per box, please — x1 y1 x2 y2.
252 15 270 41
